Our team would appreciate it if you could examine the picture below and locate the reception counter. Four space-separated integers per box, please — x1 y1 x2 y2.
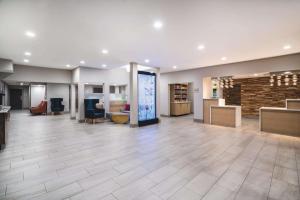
286 99 300 109
210 105 241 128
203 98 225 124
0 106 11 150
260 107 300 137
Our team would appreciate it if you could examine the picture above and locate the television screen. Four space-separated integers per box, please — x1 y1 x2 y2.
138 71 157 125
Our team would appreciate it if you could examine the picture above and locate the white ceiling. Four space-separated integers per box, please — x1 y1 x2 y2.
0 0 300 73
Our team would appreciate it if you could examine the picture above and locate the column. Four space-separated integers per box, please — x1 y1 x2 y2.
129 62 138 127
77 83 85 122
70 84 76 119
156 68 160 121
104 83 110 114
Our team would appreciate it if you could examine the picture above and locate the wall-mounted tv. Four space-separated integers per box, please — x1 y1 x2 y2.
138 71 158 126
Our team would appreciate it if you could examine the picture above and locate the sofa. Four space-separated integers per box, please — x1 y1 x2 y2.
84 99 105 123
50 98 65 113
30 101 47 115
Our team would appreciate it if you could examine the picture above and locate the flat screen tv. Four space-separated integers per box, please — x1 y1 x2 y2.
138 71 158 126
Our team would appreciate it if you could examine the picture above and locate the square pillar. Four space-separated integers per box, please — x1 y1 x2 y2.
77 83 85 122
129 62 138 127
70 84 76 119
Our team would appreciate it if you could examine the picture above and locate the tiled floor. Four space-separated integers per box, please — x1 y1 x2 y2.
0 111 300 200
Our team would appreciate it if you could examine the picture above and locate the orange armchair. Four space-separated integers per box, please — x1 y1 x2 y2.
30 101 47 115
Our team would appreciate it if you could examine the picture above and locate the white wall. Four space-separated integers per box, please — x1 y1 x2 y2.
46 83 70 112
30 85 46 107
161 53 300 120
4 65 72 84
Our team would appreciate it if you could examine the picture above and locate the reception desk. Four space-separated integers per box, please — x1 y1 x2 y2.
286 99 300 109
210 105 241 128
203 98 225 124
260 107 300 137
0 106 11 150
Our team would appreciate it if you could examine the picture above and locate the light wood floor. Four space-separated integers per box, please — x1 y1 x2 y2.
0 111 300 200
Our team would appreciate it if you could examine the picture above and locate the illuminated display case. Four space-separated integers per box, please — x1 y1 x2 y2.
138 71 158 126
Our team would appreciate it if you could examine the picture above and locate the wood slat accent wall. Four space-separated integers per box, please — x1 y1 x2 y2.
223 75 300 117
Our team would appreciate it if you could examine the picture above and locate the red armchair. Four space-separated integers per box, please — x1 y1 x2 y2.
30 101 47 115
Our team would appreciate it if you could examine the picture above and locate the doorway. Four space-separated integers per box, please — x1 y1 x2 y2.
10 89 22 110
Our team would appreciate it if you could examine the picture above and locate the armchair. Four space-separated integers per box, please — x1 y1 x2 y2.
30 101 47 115
50 98 65 113
84 99 105 123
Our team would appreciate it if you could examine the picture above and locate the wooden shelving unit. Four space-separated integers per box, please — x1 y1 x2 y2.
170 83 191 116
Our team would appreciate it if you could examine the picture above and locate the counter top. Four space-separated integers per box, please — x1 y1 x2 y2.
0 106 11 113
286 99 300 102
211 105 241 109
171 101 192 104
260 107 300 112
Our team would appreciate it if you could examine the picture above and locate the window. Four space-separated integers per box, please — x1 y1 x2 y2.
93 86 103 93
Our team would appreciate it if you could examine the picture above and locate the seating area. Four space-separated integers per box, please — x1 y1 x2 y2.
29 100 47 115
50 98 64 114
84 99 105 123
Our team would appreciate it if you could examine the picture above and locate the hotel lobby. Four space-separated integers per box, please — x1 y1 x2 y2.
0 1 300 200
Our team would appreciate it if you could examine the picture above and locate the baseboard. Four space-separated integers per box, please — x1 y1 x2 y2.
193 118 204 123
78 119 85 123
70 117 76 120
130 124 138 128
160 114 170 117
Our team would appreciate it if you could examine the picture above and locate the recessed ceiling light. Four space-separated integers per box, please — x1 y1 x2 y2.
20 82 24 86
102 64 107 68
197 45 205 50
85 83 89 85
145 59 150 63
153 21 163 29
80 60 85 64
25 31 36 38
283 44 291 50
173 65 177 69
254 73 258 76
221 57 227 61
66 64 71 67
101 49 109 54
24 52 31 56
23 59 29 63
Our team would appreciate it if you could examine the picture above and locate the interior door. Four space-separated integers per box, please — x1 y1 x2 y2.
10 89 22 109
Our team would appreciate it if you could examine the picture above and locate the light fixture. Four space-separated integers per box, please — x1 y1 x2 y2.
101 49 109 54
229 78 234 88
277 75 281 86
85 83 89 85
284 75 289 86
153 21 163 29
80 60 85 64
24 52 31 56
219 80 224 88
173 65 177 69
270 75 274 86
145 59 150 63
23 59 29 63
283 45 291 50
66 64 71 68
197 45 205 50
20 82 24 86
25 31 36 38
102 64 107 68
254 73 258 76
221 57 227 61
292 74 297 85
